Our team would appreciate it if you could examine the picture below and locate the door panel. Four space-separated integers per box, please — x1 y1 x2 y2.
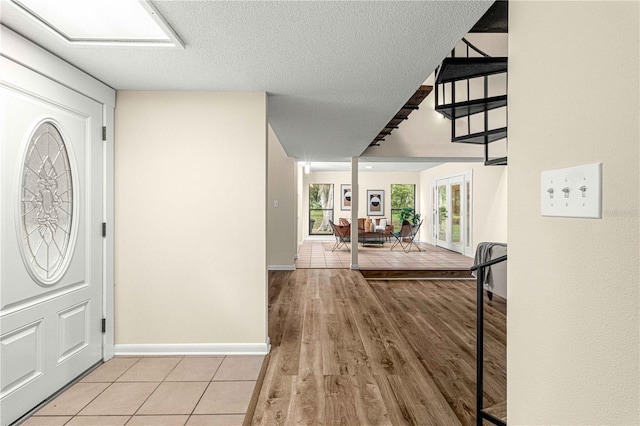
437 184 447 244
1 57 103 425
449 177 463 253
435 175 465 254
0 320 42 398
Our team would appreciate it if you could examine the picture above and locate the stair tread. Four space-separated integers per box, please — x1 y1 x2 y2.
482 400 507 423
436 57 508 83
436 95 507 119
452 127 507 144
485 156 508 166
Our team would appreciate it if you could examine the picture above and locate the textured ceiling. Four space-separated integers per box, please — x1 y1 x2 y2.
1 1 492 161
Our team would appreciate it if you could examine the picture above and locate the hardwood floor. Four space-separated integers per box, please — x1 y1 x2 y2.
249 270 506 425
369 279 506 425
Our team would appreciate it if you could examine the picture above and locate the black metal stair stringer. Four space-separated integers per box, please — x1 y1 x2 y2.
435 57 508 84
451 127 507 145
484 156 508 166
435 95 507 120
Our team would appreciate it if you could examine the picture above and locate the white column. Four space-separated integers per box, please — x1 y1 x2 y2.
350 156 359 269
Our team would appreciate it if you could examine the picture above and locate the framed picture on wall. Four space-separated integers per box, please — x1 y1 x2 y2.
341 184 351 210
367 190 384 216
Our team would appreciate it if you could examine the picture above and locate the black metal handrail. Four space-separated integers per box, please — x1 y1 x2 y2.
473 254 507 426
436 37 490 87
471 254 507 271
461 37 490 58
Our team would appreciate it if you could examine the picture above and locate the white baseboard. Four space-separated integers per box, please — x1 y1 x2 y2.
268 265 296 271
114 342 270 356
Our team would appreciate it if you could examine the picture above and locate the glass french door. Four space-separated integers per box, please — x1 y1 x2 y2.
433 173 471 255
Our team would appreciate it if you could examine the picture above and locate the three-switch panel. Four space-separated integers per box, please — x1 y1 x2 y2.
541 163 602 218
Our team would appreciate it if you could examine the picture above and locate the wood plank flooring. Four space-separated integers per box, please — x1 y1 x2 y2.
249 270 506 426
368 279 506 425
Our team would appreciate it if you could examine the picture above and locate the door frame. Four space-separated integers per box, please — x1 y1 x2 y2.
2 27 116 359
431 170 473 257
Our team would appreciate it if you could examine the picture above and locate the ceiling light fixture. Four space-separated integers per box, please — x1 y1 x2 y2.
9 0 184 48
304 163 311 174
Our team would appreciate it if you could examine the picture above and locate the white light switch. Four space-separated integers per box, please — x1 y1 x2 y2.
541 163 602 218
274 200 279 207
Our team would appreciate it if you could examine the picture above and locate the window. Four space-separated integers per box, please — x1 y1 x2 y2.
390 184 415 228
309 184 334 235
21 121 75 284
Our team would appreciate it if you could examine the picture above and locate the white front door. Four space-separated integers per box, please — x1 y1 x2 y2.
1 58 104 425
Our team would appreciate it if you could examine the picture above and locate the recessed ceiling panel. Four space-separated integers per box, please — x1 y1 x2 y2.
9 0 183 47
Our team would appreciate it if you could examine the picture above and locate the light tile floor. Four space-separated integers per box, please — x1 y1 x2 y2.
23 355 264 426
296 239 473 269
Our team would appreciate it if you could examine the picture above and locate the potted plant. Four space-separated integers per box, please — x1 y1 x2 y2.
398 207 421 225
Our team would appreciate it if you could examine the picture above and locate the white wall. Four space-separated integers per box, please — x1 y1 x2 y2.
114 91 268 350
267 124 297 269
508 2 639 424
301 170 420 237
419 162 507 254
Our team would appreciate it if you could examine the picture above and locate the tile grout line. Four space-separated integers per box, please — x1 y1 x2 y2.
126 356 185 422
122 382 162 423
186 355 226 422
35 357 145 424
162 355 186 383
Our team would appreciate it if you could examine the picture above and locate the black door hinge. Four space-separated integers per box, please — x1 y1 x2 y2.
101 318 106 333
102 222 106 238
102 126 107 141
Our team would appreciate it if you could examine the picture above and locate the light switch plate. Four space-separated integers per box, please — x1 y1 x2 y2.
541 163 602 218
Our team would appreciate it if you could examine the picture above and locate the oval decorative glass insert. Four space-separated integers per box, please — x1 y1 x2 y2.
20 121 74 284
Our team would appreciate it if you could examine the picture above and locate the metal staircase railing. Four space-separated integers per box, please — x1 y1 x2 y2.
471 254 508 426
435 38 508 166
